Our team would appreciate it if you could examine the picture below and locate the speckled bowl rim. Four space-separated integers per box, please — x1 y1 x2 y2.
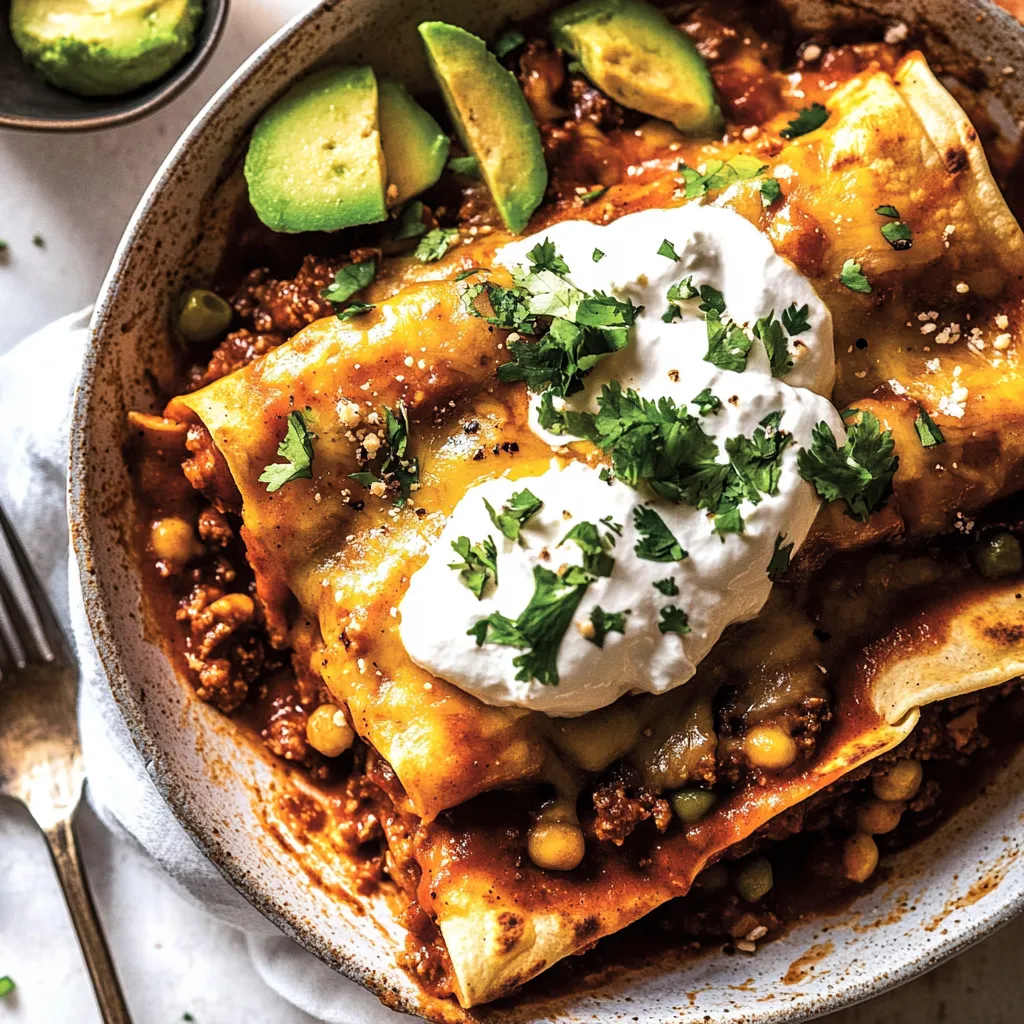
70 1 1024 1020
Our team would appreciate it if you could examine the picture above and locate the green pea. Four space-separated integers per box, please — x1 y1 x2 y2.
975 531 1023 579
177 289 233 343
692 862 729 892
734 856 774 903
671 786 717 825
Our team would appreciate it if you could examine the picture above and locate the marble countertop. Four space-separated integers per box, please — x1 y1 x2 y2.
0 2 1020 1021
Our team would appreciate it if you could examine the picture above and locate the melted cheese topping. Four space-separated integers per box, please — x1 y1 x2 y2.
402 205 845 715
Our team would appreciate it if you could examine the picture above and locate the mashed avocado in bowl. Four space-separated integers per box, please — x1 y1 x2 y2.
10 0 204 97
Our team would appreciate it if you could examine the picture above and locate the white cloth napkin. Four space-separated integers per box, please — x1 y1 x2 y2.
0 309 404 1024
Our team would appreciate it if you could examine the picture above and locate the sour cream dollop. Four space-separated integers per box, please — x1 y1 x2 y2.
400 205 844 716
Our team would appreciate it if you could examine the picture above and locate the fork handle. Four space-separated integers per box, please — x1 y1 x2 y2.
44 817 133 1024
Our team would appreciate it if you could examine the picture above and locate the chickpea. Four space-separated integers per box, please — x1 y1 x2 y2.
743 723 798 771
842 832 879 883
734 856 774 903
872 760 923 803
177 288 233 343
856 798 905 835
306 704 355 757
149 516 203 567
974 531 1023 578
671 787 717 825
527 822 585 872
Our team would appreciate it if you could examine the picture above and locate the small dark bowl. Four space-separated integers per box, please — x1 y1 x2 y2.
0 0 229 132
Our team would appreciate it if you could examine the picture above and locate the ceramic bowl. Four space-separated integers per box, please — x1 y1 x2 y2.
70 1 1024 1020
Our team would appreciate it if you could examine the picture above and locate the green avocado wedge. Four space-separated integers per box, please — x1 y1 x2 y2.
550 0 723 136
378 79 451 206
10 0 204 97
419 21 547 234
244 66 388 234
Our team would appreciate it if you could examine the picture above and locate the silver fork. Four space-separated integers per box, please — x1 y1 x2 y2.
0 502 132 1024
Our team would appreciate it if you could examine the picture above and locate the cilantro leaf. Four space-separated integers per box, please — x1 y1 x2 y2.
713 505 745 537
394 201 427 240
633 506 687 562
485 488 543 541
470 565 591 685
0 977 15 998
706 314 753 372
349 402 419 504
579 185 608 204
725 411 793 504
462 281 533 330
668 277 699 302
693 388 721 416
494 27 525 58
679 154 767 199
797 409 899 522
658 238 680 260
593 248 605 262
415 227 460 262
321 259 376 306
767 533 794 581
780 103 829 139
840 258 872 294
760 177 782 207
527 238 570 275
449 535 498 599
875 204 901 219
588 606 628 647
881 221 913 250
658 605 691 636
336 301 375 321
754 312 793 378
560 520 615 577
259 411 314 493
653 577 679 596
914 407 945 447
448 155 479 177
782 302 811 336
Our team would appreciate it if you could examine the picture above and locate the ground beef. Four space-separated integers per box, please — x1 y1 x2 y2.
181 423 241 513
588 766 672 845
188 328 284 389
567 74 626 130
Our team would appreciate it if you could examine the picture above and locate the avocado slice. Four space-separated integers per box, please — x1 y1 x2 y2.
378 79 451 206
244 66 388 235
10 0 204 97
550 0 723 136
419 22 547 235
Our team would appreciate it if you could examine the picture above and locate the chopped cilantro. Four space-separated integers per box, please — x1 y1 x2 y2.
579 185 608 204
321 259 376 307
875 204 901 219
679 154 767 199
653 577 679 596
669 277 699 302
485 488 543 542
394 200 427 240
760 177 783 207
782 302 811 336
183 1015 195 1023
693 388 721 416
658 605 691 636
633 506 687 562
754 312 793 378
449 535 498 599
462 281 533 330
0 240 8 253
780 103 829 139
797 409 899 522
588 606 628 647
767 533 794 581
839 258 872 294
32 233 44 248
914 407 945 447
527 238 570 275
881 221 913 250
560 520 615 577
259 411 314 493
494 27 525 58
706 312 753 372
469 564 592 685
349 402 419 504
593 248 605 262
0 977 14 998
658 238 680 260
335 301 375 321
447 155 479 177
415 227 460 262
